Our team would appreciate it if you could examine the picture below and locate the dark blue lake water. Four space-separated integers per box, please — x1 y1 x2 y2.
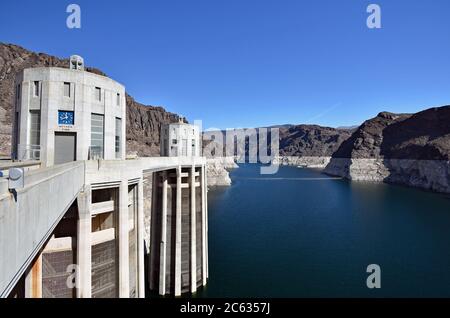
197 164 450 297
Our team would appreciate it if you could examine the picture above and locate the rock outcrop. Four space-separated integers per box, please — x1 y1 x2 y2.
279 125 354 157
272 125 353 168
126 94 184 156
206 157 238 186
0 43 183 157
325 106 450 193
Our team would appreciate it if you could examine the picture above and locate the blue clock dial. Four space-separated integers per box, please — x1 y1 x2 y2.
58 111 74 125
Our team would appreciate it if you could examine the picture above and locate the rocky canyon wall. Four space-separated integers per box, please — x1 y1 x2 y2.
324 107 450 194
324 158 450 193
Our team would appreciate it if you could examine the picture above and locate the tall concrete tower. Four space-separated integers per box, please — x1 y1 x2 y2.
160 119 201 157
149 165 208 296
4 55 208 300
13 55 126 166
149 122 208 296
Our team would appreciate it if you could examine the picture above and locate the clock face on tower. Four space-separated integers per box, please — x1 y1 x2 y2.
58 111 74 125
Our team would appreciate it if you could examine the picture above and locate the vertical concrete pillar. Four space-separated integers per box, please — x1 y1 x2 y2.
40 81 50 167
149 173 156 290
159 171 168 295
201 164 207 285
25 254 42 298
204 164 209 279
119 180 130 297
18 81 29 159
76 187 92 298
174 166 182 296
137 178 145 298
190 165 197 293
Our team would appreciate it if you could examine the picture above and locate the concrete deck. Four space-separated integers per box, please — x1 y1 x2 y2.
0 156 206 297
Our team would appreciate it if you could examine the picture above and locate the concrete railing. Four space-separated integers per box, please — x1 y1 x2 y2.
0 161 85 297
84 156 207 186
0 161 42 177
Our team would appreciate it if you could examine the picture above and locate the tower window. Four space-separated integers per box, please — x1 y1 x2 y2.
115 117 121 158
116 93 120 106
29 110 41 146
91 113 104 159
34 81 39 97
95 87 101 101
64 82 71 97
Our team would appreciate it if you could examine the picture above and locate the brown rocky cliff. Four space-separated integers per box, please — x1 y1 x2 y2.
331 107 450 160
0 42 182 156
381 106 450 160
325 106 450 193
126 94 184 156
279 125 354 156
332 111 411 159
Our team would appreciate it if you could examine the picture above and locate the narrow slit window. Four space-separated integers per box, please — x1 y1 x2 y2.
115 117 121 158
95 87 101 101
34 81 39 97
29 110 41 146
64 82 71 97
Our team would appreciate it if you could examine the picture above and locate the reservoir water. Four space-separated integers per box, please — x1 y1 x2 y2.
197 164 450 297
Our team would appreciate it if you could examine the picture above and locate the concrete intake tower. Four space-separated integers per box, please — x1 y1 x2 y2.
0 56 208 298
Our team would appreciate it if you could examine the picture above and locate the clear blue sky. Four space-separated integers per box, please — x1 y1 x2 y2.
1 0 450 129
